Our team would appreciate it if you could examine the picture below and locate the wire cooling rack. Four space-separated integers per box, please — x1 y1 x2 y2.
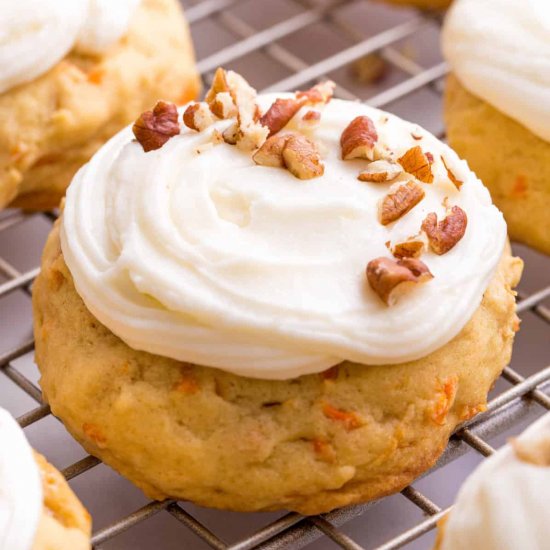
0 0 549 548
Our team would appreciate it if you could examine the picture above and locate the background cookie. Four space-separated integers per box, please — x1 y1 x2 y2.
32 452 91 550
377 0 451 9
33 220 521 514
0 0 200 211
445 74 550 256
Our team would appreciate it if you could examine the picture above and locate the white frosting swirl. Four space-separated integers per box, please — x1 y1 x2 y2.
0 408 43 550
0 0 140 94
61 95 506 379
441 413 550 550
442 0 550 142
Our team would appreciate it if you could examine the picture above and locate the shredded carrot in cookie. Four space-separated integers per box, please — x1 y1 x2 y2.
322 404 364 430
430 376 458 426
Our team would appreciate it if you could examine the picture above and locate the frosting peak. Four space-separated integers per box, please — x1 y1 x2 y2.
440 413 550 550
442 0 550 142
61 91 506 379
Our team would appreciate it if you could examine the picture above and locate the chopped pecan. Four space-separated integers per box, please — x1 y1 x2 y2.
183 102 216 132
260 97 302 137
340 115 378 160
226 70 269 150
132 101 180 152
390 237 426 259
252 134 289 168
411 128 423 141
296 80 335 104
222 121 238 145
421 205 467 255
366 257 433 306
210 91 237 119
511 436 550 466
441 156 463 190
282 133 324 179
398 146 434 183
358 159 403 183
299 109 322 130
378 181 425 225
205 67 231 117
320 365 340 381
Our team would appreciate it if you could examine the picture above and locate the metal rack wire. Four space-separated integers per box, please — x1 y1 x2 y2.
0 0 549 548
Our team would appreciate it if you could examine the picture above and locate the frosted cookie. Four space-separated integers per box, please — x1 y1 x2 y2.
443 0 550 254
378 0 451 9
0 407 91 550
435 413 550 550
0 0 200 211
33 68 522 514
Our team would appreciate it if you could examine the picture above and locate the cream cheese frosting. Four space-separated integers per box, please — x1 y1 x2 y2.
0 407 43 550
60 93 507 379
442 0 550 142
440 413 550 550
0 0 140 94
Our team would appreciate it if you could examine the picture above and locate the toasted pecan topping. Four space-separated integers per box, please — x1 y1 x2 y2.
282 133 324 179
226 70 269 150
299 109 322 130
183 102 216 132
366 257 433 306
296 80 335 104
391 237 426 259
260 98 303 137
441 156 463 190
210 91 237 119
358 159 403 183
340 115 378 160
421 205 467 255
222 121 238 145
205 67 231 117
378 181 425 225
132 101 180 152
398 146 434 183
252 134 289 168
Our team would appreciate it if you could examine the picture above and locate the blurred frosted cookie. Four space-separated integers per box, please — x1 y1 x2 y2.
0 407 91 550
0 0 200 211
34 68 521 514
435 413 550 550
377 0 451 9
443 0 550 254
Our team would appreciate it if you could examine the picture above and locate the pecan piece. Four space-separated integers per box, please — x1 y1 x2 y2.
296 80 335 104
358 159 403 183
366 257 433 306
282 134 324 179
398 146 434 183
226 70 269 150
298 109 322 130
260 97 302 137
252 134 289 168
183 102 216 132
132 101 180 152
378 181 425 225
421 205 467 255
340 115 378 160
390 237 425 259
441 156 463 190
205 67 232 117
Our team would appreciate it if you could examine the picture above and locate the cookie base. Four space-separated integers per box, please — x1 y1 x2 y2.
33 221 522 514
